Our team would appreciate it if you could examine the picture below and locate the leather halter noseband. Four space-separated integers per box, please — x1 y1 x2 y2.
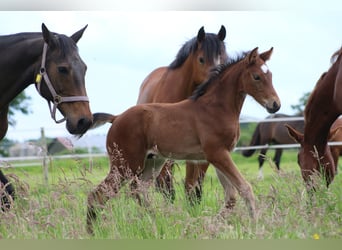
35 43 89 123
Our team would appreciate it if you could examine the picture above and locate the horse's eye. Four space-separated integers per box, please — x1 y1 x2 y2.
58 66 69 74
199 57 205 65
252 74 261 81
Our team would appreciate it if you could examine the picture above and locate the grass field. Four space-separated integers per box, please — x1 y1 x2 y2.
0 150 341 239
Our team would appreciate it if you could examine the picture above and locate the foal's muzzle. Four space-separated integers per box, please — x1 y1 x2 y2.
266 100 281 113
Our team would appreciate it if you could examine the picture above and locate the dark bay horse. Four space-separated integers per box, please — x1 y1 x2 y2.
286 47 342 189
242 113 304 178
0 23 93 210
137 26 228 203
86 47 280 234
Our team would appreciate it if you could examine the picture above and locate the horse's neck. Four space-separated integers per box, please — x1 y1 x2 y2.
199 69 244 120
154 66 197 103
304 69 340 150
0 35 42 109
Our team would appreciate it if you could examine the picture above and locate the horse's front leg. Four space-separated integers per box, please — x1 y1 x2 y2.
214 168 237 211
206 149 256 219
0 105 9 140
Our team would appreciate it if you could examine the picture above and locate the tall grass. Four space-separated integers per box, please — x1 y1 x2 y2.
0 151 341 239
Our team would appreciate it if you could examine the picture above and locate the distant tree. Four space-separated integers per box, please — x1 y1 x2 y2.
291 92 310 115
0 91 32 156
0 138 15 156
8 91 32 126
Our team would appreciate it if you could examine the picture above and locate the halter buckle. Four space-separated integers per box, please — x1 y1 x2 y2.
54 95 62 104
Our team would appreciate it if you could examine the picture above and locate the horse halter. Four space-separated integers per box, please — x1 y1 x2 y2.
35 43 89 123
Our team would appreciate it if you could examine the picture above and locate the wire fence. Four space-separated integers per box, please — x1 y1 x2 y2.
1 116 342 169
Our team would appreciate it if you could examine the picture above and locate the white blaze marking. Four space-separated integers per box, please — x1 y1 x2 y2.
261 64 269 74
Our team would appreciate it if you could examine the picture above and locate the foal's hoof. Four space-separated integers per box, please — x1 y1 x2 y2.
217 207 234 219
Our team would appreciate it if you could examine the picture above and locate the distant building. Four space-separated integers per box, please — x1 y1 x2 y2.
9 142 41 157
47 137 74 155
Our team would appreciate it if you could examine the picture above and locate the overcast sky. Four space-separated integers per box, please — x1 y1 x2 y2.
1 10 341 141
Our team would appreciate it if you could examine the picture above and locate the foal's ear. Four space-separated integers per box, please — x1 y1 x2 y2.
247 47 259 65
217 25 226 41
71 25 88 44
285 124 304 144
42 23 57 48
260 47 274 62
197 26 205 43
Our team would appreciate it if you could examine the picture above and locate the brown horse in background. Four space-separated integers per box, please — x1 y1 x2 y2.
137 26 227 203
0 24 92 210
286 46 342 189
242 113 304 178
86 47 280 234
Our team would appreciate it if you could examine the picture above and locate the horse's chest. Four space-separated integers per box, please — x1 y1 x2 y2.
223 126 240 151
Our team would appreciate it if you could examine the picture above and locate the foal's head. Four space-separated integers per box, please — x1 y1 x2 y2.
241 47 280 113
286 124 337 188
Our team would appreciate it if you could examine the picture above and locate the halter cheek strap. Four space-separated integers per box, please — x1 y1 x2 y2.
35 43 89 123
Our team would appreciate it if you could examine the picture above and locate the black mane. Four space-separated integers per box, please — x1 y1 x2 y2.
169 32 226 69
190 51 248 100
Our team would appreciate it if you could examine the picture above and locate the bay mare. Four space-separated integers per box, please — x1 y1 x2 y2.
242 113 304 178
0 24 92 210
137 26 227 203
85 47 280 234
286 47 342 189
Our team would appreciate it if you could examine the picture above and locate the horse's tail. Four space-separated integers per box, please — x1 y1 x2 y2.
77 112 116 138
91 112 117 129
241 123 261 157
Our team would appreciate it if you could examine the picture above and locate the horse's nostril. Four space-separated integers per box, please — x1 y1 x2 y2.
77 117 92 132
273 101 279 110
266 101 280 114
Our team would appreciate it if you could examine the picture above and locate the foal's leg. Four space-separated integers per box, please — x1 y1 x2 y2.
86 166 125 235
185 161 209 205
155 160 175 202
134 156 166 207
87 143 146 235
207 149 256 219
214 168 237 211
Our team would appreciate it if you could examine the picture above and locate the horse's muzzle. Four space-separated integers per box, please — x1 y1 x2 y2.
66 116 93 135
266 100 281 113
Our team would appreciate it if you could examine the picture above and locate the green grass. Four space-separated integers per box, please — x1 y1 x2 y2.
0 150 341 239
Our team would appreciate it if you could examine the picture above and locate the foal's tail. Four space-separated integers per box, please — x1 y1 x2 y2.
241 123 261 157
91 112 117 129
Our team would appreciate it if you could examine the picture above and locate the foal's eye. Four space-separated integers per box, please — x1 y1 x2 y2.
199 57 205 65
252 74 261 81
58 66 69 74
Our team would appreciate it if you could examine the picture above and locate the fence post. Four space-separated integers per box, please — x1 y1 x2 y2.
40 127 48 186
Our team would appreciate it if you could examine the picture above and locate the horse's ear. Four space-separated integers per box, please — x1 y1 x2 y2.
247 47 259 65
285 124 304 144
71 25 88 44
42 23 57 48
260 47 274 62
217 25 226 41
197 26 205 43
